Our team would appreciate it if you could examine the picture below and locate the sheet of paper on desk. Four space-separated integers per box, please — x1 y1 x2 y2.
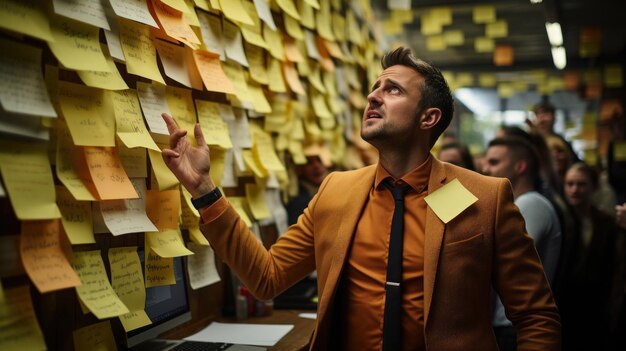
184 322 294 346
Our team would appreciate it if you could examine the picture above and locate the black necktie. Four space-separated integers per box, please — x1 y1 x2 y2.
382 181 411 351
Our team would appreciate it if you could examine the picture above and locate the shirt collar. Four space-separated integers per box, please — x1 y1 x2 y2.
374 154 432 194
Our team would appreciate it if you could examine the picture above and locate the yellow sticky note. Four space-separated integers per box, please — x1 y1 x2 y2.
227 196 252 227
308 64 327 93
245 183 271 220
112 89 160 151
21 219 81 293
56 121 96 201
244 42 269 85
208 147 226 189
58 81 116 147
444 30 464 46
486 20 508 38
84 147 138 200
56 186 96 245
264 25 285 60
189 226 210 246
284 12 304 40
148 147 180 190
614 141 626 162
424 179 478 224
247 81 272 114
243 149 268 178
48 15 109 72
119 18 165 84
119 144 148 178
277 0 300 20
316 1 334 41
301 1 316 29
161 0 190 13
196 100 233 149
146 230 194 257
267 57 287 93
604 64 623 88
475 37 495 53
146 189 181 230
223 60 253 103
479 73 497 87
219 0 253 25
77 46 129 90
421 12 442 35
144 248 175 287
180 186 200 228
0 140 62 220
109 247 152 332
426 35 447 51
73 250 130 319
253 131 286 172
283 61 306 95
192 50 236 94
0 0 53 41
73 320 118 351
312 93 332 119
238 1 267 48
0 285 47 351
473 5 496 24
165 86 197 141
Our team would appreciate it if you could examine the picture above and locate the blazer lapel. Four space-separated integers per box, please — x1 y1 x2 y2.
423 157 448 326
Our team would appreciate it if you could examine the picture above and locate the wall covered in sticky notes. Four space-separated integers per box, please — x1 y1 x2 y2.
0 0 386 349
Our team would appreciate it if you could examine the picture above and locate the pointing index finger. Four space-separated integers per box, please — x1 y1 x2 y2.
162 113 179 134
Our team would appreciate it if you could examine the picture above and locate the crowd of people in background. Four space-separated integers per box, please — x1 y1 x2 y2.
286 101 626 350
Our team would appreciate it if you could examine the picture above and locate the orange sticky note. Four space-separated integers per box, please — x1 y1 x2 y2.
145 189 181 230
149 0 200 48
192 50 236 94
282 61 306 95
83 147 138 200
20 219 81 293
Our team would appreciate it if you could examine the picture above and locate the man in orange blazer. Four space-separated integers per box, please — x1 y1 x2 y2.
162 47 560 350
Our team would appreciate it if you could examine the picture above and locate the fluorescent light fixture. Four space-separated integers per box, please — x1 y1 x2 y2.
545 22 563 46
551 46 567 70
530 0 543 3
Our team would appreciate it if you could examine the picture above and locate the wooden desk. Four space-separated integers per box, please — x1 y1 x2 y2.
216 309 315 351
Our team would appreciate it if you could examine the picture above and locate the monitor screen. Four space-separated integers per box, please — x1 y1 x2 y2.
126 249 191 348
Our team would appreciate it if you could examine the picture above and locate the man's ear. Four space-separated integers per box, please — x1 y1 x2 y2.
419 107 442 130
515 159 528 175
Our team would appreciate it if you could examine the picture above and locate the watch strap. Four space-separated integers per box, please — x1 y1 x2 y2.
191 187 222 210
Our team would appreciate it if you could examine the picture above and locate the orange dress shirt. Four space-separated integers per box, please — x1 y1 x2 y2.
335 156 432 351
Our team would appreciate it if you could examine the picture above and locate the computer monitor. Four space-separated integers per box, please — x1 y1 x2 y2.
126 249 191 348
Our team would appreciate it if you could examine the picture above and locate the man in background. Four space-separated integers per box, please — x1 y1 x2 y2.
483 136 562 351
286 151 329 225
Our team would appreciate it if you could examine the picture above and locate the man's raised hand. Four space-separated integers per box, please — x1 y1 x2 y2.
161 113 215 198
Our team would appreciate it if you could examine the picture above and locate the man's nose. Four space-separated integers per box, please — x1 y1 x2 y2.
367 89 382 106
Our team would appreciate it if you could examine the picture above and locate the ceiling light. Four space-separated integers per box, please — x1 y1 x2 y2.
551 46 567 70
530 0 543 3
545 22 563 46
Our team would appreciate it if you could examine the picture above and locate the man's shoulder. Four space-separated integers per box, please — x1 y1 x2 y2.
441 162 504 189
326 165 377 181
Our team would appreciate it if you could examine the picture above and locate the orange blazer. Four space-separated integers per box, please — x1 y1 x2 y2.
201 157 561 350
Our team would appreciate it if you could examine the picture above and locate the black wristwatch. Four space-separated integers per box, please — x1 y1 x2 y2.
191 187 222 210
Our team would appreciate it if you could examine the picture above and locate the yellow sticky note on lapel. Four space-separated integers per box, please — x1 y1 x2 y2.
424 178 478 223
